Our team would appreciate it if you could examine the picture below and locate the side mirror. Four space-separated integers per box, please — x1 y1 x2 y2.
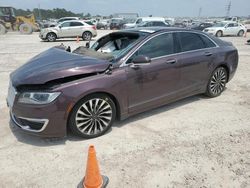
59 25 62 29
132 55 151 64
130 55 151 69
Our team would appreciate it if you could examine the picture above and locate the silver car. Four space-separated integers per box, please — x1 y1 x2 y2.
40 20 97 42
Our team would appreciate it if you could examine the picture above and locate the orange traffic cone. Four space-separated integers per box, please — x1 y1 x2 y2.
78 145 109 188
244 31 247 38
76 36 80 43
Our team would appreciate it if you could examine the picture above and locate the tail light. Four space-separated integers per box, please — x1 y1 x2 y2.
92 25 96 30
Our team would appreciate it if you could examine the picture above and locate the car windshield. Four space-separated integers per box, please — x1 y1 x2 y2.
138 21 148 27
73 32 147 62
213 22 227 27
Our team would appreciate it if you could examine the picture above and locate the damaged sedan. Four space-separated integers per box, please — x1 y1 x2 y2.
7 28 238 138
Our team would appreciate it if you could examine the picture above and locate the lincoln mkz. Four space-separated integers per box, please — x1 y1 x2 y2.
7 28 238 138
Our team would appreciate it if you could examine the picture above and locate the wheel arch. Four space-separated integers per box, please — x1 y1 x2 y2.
67 91 121 124
46 31 58 38
216 64 230 82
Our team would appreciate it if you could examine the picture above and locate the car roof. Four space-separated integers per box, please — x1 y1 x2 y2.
123 27 194 34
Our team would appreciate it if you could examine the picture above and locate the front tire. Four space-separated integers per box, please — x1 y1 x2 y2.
205 67 228 97
82 31 92 41
237 30 244 37
216 30 223 37
69 94 116 138
46 32 57 42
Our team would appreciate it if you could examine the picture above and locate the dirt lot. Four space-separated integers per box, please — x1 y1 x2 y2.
0 31 249 188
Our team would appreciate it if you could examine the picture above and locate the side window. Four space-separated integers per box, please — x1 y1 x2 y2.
129 33 174 62
70 22 84 27
227 23 234 27
200 35 216 48
178 32 206 52
61 22 71 27
136 19 142 24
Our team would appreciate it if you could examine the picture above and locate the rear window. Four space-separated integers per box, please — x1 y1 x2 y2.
200 35 216 48
178 32 206 52
85 21 94 25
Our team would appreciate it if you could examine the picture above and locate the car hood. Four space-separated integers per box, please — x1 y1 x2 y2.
11 47 110 87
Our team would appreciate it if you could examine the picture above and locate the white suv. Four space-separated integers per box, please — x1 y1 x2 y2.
40 20 97 42
203 22 247 37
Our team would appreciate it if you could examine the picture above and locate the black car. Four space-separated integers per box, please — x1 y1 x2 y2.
191 22 213 31
110 18 126 30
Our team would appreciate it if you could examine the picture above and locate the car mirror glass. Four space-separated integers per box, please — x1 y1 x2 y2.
132 55 151 65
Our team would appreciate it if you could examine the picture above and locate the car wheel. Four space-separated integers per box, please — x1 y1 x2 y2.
82 31 92 41
216 30 223 37
237 30 244 37
205 67 228 97
46 32 57 42
69 94 116 138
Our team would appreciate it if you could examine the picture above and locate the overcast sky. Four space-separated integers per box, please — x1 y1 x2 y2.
2 0 249 17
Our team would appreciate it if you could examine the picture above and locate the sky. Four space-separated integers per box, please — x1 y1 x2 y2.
1 0 249 17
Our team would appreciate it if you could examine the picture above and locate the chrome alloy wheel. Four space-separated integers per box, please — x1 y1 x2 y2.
75 98 112 135
209 68 227 95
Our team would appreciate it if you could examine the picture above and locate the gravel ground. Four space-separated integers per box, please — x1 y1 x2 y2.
0 31 249 188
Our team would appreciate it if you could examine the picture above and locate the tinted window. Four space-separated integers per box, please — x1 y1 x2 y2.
70 22 84 27
227 23 234 27
136 18 142 24
200 35 216 48
61 22 71 27
153 21 166 26
85 21 94 25
136 33 174 59
178 32 206 52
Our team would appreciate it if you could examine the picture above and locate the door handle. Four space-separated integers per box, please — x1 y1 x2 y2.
204 52 213 56
165 59 176 64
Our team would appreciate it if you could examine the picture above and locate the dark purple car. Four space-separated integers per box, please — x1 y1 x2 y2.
7 28 238 138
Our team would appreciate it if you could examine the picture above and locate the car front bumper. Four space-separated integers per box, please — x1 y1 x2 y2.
7 86 69 138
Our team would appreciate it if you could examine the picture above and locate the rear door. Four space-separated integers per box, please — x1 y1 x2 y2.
69 21 85 37
176 32 217 94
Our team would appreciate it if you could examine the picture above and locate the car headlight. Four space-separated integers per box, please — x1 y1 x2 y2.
18 92 61 104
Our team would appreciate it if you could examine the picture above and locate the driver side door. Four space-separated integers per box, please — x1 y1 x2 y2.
125 33 181 114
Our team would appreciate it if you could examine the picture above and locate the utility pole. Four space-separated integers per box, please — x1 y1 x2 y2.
225 1 231 17
38 4 42 20
198 7 202 18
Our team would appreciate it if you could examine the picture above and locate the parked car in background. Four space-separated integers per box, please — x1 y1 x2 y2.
49 17 80 27
243 20 250 32
136 21 170 28
190 22 213 31
39 20 97 42
109 18 126 30
203 22 247 37
124 17 166 29
8 28 238 138
97 19 110 29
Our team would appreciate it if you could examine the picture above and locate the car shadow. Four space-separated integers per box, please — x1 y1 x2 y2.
9 94 208 146
113 94 206 128
40 39 96 43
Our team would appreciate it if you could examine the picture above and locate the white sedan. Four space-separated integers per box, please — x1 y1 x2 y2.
203 22 247 37
39 20 97 42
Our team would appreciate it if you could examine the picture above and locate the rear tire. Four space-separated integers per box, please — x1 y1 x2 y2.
69 94 116 138
205 67 228 98
237 30 244 37
46 32 57 42
19 23 33 34
82 31 92 41
0 24 7 35
216 30 223 37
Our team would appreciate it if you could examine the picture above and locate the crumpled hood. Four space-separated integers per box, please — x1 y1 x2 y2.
11 47 110 87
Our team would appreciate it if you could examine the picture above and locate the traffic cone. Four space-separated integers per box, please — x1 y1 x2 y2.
76 36 80 43
78 145 109 188
244 31 247 38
